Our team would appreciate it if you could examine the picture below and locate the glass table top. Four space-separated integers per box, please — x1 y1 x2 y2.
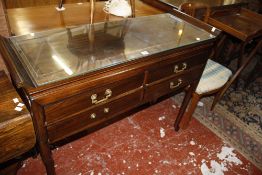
9 13 215 87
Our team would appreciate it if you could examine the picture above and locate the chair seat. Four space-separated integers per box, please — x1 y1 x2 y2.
196 59 232 94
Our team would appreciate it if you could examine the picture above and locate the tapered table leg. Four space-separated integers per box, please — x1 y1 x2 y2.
31 103 56 175
174 83 197 131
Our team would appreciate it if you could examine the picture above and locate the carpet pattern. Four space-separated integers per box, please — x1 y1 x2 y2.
219 79 262 134
172 79 262 170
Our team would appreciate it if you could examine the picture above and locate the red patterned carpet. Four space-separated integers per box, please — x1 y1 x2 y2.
18 99 261 175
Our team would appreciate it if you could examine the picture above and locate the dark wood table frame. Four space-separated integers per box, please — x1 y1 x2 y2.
0 9 220 175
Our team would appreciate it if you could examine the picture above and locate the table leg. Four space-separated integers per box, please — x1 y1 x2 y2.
31 103 56 175
38 142 55 175
174 83 197 131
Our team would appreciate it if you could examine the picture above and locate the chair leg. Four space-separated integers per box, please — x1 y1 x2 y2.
211 92 221 111
179 92 201 129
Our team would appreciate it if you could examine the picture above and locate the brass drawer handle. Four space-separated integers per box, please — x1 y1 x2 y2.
90 113 96 119
91 89 112 104
170 79 182 89
174 63 187 73
104 108 110 113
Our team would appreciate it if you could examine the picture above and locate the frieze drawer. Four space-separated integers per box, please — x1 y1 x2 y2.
144 67 204 102
147 51 209 83
47 89 143 143
45 73 144 125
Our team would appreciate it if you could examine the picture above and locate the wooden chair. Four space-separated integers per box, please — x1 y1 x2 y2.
180 39 262 129
178 2 262 129
178 2 210 22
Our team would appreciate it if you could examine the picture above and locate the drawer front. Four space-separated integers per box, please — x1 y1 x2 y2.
45 73 144 124
147 52 208 83
144 67 203 102
47 89 143 143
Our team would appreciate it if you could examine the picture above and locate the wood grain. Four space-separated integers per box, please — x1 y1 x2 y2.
208 7 262 41
47 89 143 143
45 73 144 125
7 0 163 36
0 0 9 75
0 71 35 163
0 0 10 37
4 0 90 9
0 3 217 174
0 0 4 15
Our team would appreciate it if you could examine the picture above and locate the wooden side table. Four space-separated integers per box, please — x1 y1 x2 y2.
207 7 262 97
0 70 35 174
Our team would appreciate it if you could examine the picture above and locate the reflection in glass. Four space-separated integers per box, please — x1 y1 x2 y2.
9 14 214 86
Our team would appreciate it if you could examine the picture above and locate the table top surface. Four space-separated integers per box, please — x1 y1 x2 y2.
7 0 163 36
159 0 248 9
0 71 30 123
208 8 262 41
8 13 216 87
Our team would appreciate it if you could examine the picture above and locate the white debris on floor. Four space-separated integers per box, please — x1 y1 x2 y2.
89 170 94 175
160 128 165 138
217 146 242 165
200 146 242 175
160 160 171 165
190 140 196 145
189 152 195 156
201 160 226 175
158 116 166 121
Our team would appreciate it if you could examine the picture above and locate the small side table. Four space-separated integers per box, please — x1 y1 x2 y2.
208 7 262 94
0 70 35 174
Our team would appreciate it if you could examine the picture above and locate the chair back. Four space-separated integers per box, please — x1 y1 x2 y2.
179 2 210 23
